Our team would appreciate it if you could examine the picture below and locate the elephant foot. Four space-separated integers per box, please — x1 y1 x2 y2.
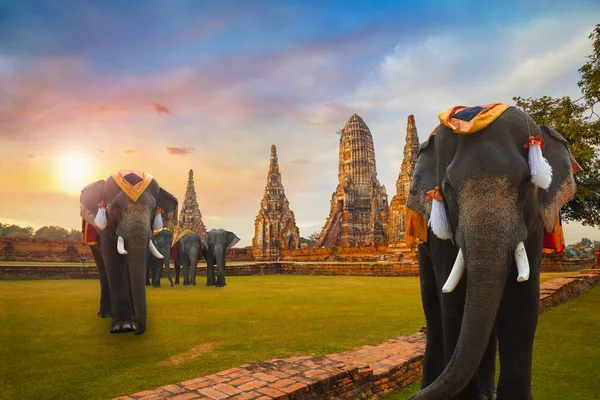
215 283 225 287
206 283 215 286
152 284 161 288
110 320 137 334
192 282 196 286
182 282 189 286
97 309 112 318
170 283 174 287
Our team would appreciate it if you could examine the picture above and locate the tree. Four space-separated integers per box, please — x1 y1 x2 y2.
35 226 72 239
514 24 600 226
308 231 320 242
581 237 593 246
0 223 34 238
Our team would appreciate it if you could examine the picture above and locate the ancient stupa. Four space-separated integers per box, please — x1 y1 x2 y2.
252 145 300 260
316 113 389 248
388 115 421 248
178 169 207 238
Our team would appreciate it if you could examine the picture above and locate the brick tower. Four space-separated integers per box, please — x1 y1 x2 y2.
252 145 300 260
178 169 207 238
316 113 389 248
388 115 420 247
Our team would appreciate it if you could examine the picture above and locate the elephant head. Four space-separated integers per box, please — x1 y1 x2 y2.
406 107 576 399
80 172 178 335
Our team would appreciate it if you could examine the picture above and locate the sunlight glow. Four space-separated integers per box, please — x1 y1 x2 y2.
58 154 92 194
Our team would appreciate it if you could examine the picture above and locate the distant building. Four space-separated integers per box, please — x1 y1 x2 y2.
178 169 207 239
316 113 389 248
388 115 420 247
252 145 300 260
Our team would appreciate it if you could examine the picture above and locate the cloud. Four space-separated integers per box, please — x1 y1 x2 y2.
166 147 195 155
123 149 137 154
98 150 106 153
290 158 311 165
150 102 170 116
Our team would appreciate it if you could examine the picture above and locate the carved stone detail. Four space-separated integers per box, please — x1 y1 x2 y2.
178 169 208 239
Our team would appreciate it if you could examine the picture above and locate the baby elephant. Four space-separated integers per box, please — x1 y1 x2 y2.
203 229 240 287
147 229 174 287
173 232 203 286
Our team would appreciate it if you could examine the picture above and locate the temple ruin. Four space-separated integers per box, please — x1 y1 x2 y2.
178 169 208 238
253 145 300 260
388 115 421 248
316 113 389 248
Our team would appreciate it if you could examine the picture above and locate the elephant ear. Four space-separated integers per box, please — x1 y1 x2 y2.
537 125 576 232
159 188 178 224
226 231 241 251
80 180 106 228
406 134 438 219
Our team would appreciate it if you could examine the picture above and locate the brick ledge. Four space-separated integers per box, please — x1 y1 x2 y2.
116 270 600 400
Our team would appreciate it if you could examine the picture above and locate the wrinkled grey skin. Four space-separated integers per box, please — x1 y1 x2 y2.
81 176 178 335
88 242 112 318
406 107 576 400
413 136 498 399
173 233 203 286
203 229 240 287
147 229 174 287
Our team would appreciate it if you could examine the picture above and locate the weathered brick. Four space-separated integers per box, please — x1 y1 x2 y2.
252 372 278 382
181 378 208 386
238 380 267 391
257 387 287 399
197 388 228 400
229 376 255 387
160 385 186 394
230 392 261 400
280 382 307 394
213 384 241 396
186 381 214 391
169 394 202 400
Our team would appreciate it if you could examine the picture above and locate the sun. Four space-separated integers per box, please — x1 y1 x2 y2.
58 154 92 194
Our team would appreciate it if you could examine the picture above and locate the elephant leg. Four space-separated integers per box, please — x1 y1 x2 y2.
90 244 112 318
174 262 181 285
146 266 151 286
215 248 227 287
165 258 173 287
496 257 540 400
418 245 444 388
182 258 190 286
206 253 216 286
101 238 135 333
152 266 161 287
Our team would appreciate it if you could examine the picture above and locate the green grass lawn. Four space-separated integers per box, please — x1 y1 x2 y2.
0 273 594 400
0 276 424 400
385 286 600 400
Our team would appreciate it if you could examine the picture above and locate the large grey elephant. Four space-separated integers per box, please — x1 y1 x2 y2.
80 171 178 335
203 229 240 287
411 135 498 399
172 232 203 286
406 106 576 400
147 228 174 287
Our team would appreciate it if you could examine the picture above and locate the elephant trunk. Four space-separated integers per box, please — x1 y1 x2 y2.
411 179 521 400
124 236 148 335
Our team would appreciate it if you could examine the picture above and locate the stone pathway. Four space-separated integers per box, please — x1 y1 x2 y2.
116 269 600 400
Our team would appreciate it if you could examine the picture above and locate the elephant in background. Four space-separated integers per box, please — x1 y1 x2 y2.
203 229 240 287
410 135 497 399
173 233 203 286
80 171 178 335
147 228 174 287
406 107 576 400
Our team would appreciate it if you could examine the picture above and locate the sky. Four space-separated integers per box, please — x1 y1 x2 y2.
1 0 600 247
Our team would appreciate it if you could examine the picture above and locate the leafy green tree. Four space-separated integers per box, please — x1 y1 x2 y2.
580 237 593 246
0 223 34 238
308 231 320 242
34 226 72 239
514 24 600 226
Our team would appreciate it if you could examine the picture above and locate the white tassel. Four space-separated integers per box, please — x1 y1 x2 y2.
153 208 164 232
426 187 452 240
94 201 107 230
526 136 552 190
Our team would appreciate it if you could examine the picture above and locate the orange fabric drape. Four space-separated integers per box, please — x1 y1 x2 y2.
438 103 511 134
405 208 428 247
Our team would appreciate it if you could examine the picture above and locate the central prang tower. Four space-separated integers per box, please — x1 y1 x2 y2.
316 113 389 248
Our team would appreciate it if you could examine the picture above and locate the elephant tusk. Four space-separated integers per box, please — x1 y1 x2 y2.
117 236 128 255
514 241 530 282
442 249 465 293
149 239 164 259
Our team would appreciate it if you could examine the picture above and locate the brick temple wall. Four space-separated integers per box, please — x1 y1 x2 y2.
0 261 419 280
0 237 93 262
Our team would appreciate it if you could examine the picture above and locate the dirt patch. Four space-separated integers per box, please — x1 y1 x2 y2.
161 343 215 366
